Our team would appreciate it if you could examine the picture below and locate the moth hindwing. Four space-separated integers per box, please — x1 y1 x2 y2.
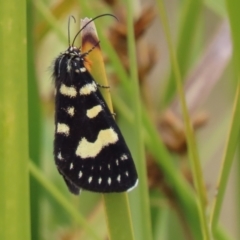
52 44 138 195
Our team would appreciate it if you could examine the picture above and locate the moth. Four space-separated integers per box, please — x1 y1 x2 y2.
52 14 138 194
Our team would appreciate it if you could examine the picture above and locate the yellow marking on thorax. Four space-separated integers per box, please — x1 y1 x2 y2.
75 128 118 158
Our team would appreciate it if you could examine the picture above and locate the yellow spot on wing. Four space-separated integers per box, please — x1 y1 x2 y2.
86 105 102 118
79 82 97 95
57 123 70 136
75 128 118 158
60 84 77 97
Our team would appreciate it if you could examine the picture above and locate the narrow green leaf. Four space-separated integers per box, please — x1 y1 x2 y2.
125 2 153 240
210 0 240 234
210 84 240 236
156 0 210 239
29 161 102 240
27 2 42 240
0 1 30 240
163 0 203 105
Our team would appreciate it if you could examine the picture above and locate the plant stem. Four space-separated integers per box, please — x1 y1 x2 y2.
0 1 30 239
125 2 153 240
156 0 210 239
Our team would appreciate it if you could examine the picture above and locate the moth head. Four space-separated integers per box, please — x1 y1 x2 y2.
53 47 82 84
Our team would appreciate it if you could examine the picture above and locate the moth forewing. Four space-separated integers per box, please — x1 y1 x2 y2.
52 16 138 194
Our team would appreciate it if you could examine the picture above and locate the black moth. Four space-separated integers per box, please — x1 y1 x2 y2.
52 15 138 194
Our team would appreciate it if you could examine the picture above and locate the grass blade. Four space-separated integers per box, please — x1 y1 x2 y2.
163 0 203 105
125 2 153 240
210 0 240 235
156 0 210 239
0 1 30 239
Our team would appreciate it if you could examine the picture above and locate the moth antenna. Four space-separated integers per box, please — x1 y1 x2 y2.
68 15 76 47
71 13 118 47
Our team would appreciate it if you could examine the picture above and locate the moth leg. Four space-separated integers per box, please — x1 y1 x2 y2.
96 82 110 89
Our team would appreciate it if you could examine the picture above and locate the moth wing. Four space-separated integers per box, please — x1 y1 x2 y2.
54 51 138 194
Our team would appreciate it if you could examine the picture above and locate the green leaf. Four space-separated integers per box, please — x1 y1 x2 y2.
0 1 30 240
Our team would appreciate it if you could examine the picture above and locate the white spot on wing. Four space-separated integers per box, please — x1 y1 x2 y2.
70 163 73 169
79 171 83 178
121 154 128 161
88 176 93 183
57 152 63 160
108 177 111 185
86 105 103 119
75 128 119 158
125 171 129 176
126 179 138 192
57 123 70 136
117 175 121 182
98 178 102 184
79 82 97 95
116 159 119 165
60 84 77 98
108 164 110 170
